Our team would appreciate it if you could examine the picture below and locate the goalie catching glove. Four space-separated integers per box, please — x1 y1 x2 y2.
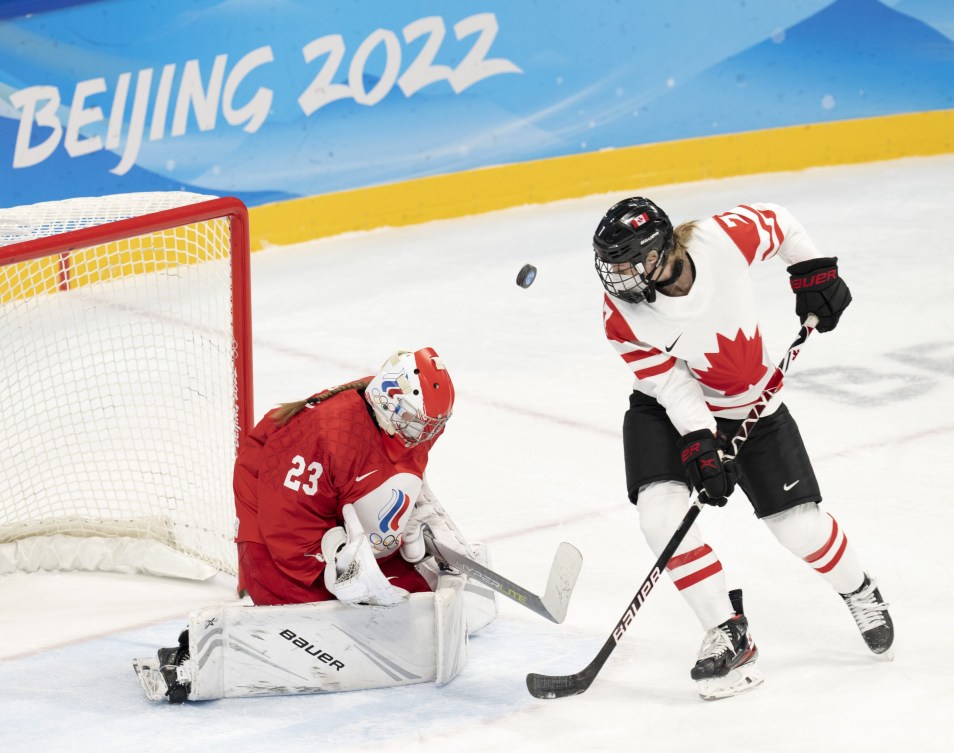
679 429 739 507
787 256 851 333
400 477 475 566
321 504 409 607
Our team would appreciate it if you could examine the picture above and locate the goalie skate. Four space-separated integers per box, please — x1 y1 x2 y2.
132 657 169 702
133 629 192 703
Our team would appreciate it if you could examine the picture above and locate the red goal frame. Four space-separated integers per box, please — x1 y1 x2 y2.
0 196 254 441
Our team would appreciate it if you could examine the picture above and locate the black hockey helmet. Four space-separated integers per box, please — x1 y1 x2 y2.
593 197 674 304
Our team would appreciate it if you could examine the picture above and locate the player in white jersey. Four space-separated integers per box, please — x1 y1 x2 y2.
593 197 893 700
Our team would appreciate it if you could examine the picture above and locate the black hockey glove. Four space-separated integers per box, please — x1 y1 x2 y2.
787 256 852 333
678 429 739 507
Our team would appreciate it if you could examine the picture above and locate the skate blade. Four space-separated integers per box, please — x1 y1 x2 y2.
697 664 764 701
133 657 168 702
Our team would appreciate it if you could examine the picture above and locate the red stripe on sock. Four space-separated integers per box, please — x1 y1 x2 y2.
673 561 723 591
804 515 839 564
815 534 848 574
667 544 713 571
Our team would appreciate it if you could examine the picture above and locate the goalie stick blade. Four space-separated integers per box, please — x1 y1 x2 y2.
539 542 584 624
423 528 583 623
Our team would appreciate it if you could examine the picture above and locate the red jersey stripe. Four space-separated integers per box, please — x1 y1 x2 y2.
622 347 662 363
635 357 676 379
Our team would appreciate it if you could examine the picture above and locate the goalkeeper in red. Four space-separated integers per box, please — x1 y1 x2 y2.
233 346 468 607
594 197 893 700
137 348 497 704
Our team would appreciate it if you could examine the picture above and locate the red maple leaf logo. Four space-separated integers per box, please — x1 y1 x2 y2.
692 328 767 396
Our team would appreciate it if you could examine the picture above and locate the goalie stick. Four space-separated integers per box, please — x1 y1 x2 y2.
526 315 819 698
423 525 583 624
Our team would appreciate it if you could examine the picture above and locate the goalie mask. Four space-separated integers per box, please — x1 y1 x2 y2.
593 197 675 304
365 348 455 447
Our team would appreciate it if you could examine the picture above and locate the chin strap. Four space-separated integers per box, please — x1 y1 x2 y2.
654 255 695 292
652 257 683 291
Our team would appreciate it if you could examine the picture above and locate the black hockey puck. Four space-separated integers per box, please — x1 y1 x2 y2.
516 263 537 288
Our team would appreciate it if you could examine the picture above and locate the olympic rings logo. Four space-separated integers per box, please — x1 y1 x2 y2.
369 532 401 553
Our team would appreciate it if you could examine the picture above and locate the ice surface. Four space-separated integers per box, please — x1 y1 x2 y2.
2 155 952 753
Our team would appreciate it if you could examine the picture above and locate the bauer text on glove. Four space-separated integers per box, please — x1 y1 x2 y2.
787 256 851 333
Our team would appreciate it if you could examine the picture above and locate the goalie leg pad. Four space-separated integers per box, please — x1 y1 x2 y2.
435 574 468 685
416 541 498 635
136 574 470 701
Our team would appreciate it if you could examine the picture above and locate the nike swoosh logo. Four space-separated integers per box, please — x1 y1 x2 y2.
355 470 378 482
665 334 682 353
783 480 800 491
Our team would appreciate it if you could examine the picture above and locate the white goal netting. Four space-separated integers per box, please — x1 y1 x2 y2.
0 192 250 579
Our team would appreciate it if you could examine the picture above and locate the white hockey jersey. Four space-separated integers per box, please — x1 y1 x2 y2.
603 203 823 436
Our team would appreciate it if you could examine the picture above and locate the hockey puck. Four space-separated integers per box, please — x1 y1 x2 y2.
516 263 537 288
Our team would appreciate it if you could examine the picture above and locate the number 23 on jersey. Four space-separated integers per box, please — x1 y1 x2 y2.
283 455 323 496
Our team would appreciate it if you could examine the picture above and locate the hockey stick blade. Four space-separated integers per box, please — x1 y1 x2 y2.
527 508 700 699
423 526 583 623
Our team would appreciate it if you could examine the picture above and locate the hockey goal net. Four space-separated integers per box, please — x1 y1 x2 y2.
0 192 252 579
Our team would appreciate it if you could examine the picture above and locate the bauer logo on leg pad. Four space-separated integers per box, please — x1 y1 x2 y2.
280 629 345 671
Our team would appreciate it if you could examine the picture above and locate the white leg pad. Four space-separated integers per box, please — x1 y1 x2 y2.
177 573 468 700
434 574 467 685
416 542 498 635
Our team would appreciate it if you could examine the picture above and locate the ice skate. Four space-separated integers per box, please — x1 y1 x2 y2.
134 629 192 704
691 590 762 700
841 573 894 658
158 629 192 704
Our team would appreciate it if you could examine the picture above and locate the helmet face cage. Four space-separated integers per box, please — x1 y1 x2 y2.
365 348 455 447
594 255 655 304
593 198 674 304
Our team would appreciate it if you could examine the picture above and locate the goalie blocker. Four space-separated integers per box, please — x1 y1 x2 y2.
134 569 496 702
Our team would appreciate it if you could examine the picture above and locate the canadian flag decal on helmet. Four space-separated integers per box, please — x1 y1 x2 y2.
631 212 650 227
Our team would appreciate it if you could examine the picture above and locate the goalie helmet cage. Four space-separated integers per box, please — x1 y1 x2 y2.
0 192 252 580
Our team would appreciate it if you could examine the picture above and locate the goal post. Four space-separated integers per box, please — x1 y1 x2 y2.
0 192 252 580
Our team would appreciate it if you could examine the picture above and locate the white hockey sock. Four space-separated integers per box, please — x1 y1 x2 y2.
762 502 865 594
638 481 734 631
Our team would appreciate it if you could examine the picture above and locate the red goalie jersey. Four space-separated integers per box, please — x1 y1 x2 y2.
602 203 824 435
233 388 436 598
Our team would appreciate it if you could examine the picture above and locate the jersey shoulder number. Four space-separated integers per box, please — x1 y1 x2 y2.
712 205 785 265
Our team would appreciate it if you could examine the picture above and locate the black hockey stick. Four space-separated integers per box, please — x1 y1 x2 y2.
526 315 819 698
423 525 583 623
